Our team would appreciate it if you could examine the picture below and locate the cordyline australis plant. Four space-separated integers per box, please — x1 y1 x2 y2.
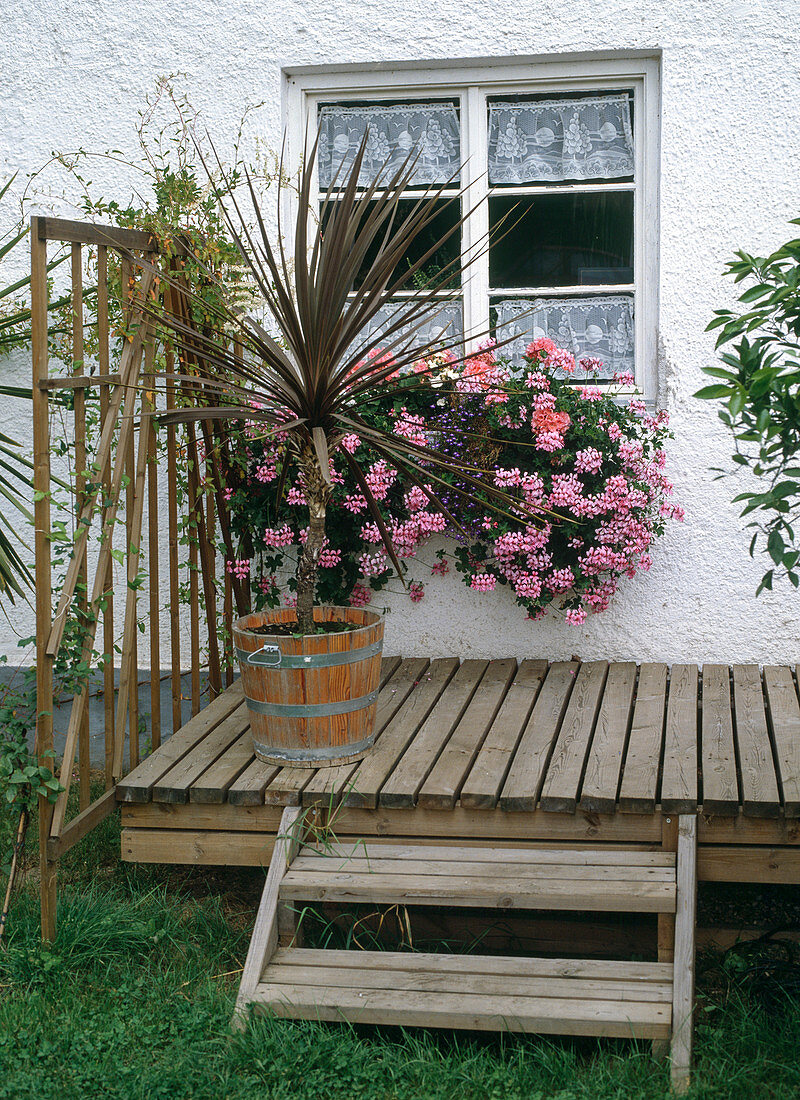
140 135 534 634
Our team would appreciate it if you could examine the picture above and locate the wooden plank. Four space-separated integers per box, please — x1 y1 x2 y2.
189 730 255 804
146 369 162 751
38 372 121 390
115 682 244 802
279 871 676 912
670 814 697 1093
732 665 781 817
660 665 698 814
166 343 181 734
122 827 276 866
71 244 90 812
36 215 157 251
333 806 663 843
291 856 675 881
152 703 252 803
263 958 672 1002
618 663 668 814
297 842 675 866
698 814 800 845
343 658 460 809
379 660 488 809
540 661 609 813
697 845 800 883
228 759 282 806
459 660 548 809
31 220 56 939
121 801 285 831
418 659 518 810
700 664 739 816
380 655 490 814
499 663 579 812
120 799 662 842
232 805 302 1029
97 246 114 790
250 983 671 1038
764 665 800 816
267 948 674 983
579 663 637 814
301 658 429 807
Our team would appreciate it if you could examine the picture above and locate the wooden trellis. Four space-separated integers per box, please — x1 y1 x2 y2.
30 216 238 938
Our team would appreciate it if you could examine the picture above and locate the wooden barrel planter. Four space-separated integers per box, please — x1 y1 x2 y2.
232 605 385 768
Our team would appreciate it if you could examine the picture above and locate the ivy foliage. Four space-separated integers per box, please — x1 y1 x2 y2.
697 220 800 593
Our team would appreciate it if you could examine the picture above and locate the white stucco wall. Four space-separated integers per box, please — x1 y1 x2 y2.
1 0 799 666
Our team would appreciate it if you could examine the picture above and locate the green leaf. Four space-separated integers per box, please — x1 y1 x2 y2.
694 384 733 400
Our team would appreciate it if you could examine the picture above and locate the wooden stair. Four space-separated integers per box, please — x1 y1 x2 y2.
234 806 698 1092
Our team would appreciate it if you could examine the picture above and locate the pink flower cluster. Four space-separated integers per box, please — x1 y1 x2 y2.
449 339 681 624
226 558 251 581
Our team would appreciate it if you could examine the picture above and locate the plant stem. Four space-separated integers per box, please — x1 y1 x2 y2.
0 806 29 947
295 445 330 634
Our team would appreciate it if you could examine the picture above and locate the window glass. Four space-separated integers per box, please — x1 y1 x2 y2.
489 192 634 289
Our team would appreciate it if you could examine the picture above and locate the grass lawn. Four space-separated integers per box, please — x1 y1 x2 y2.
1 808 799 1099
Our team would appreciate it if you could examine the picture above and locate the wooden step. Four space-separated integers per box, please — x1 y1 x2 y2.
251 947 672 1038
279 842 677 913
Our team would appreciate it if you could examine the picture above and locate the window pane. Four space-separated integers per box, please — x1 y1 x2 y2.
321 197 462 290
488 92 634 185
347 298 464 363
317 101 460 190
493 294 634 378
489 192 634 289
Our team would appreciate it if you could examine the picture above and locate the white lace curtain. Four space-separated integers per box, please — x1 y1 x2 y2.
488 94 634 185
346 300 464 364
494 296 634 378
317 103 461 189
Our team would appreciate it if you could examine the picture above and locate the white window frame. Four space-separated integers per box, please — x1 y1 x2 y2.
283 52 661 401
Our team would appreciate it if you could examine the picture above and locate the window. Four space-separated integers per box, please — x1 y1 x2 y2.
285 53 660 398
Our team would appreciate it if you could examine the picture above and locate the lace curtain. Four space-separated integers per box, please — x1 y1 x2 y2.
488 94 634 185
318 103 461 189
346 299 464 364
494 296 634 378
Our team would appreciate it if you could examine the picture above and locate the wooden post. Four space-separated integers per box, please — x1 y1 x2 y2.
652 812 679 1059
71 243 91 811
670 814 698 1093
97 245 115 789
165 341 182 735
146 344 162 752
31 219 56 941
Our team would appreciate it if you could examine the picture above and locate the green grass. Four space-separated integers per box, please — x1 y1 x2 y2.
1 815 800 1099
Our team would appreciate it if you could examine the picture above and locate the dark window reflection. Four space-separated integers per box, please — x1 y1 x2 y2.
490 192 634 289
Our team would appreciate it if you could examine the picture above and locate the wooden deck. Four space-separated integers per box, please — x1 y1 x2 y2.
118 657 800 883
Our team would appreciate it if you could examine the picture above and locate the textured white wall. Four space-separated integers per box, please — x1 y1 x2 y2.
1 0 799 665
